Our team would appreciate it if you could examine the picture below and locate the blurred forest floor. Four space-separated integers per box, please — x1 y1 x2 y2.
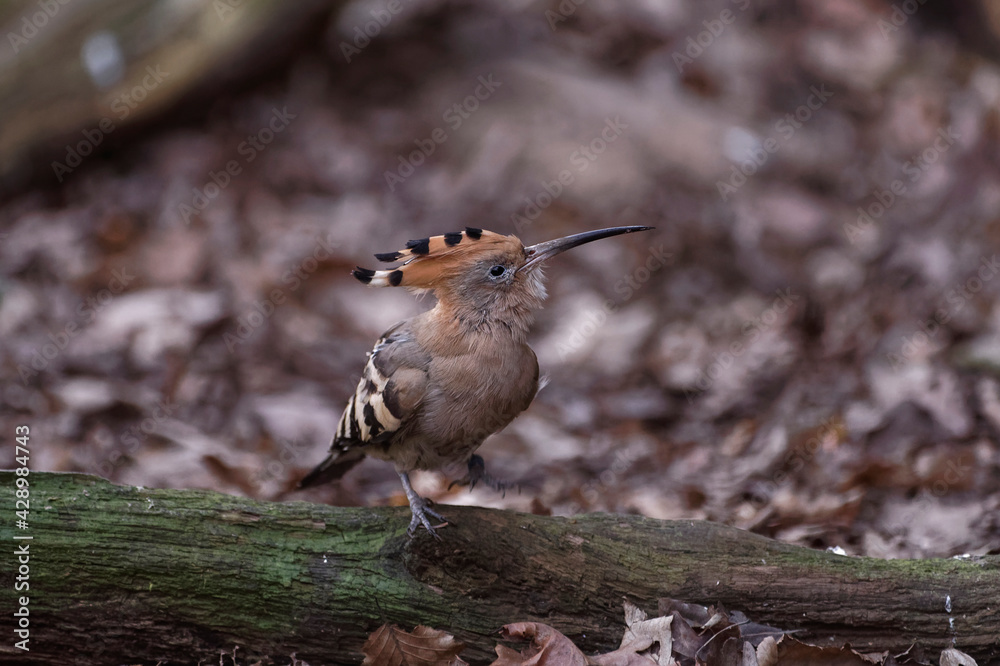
2 0 1000 560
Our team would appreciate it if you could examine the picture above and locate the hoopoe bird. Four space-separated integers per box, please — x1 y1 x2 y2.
299 225 653 537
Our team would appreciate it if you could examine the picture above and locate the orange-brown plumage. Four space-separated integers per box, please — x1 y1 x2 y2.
300 224 652 538
352 227 516 289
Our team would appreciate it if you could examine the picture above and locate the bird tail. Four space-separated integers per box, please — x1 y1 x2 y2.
297 444 366 489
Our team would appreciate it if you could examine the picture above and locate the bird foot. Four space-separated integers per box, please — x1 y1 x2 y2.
406 496 448 540
449 454 518 497
398 471 448 539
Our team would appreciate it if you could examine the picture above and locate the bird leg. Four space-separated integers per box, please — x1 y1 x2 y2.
398 471 448 539
449 454 517 497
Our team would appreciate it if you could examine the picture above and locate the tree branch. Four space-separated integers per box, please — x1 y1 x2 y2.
1 472 996 664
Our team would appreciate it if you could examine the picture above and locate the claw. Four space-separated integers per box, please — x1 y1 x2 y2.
406 504 448 540
449 454 518 497
399 471 448 539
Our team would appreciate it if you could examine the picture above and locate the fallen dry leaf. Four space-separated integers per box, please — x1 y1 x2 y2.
727 611 785 647
939 648 978 666
763 636 883 665
590 651 663 666
491 622 588 665
362 624 467 666
756 636 778 666
717 636 759 666
658 599 713 627
590 601 675 666
657 597 788 664
665 609 708 662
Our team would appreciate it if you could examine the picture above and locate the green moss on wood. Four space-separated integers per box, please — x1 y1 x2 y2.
0 472 996 665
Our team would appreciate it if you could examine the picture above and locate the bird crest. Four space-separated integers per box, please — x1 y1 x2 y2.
352 227 522 288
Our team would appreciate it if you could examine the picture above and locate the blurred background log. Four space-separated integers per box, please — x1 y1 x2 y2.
0 0 333 191
0 472 996 665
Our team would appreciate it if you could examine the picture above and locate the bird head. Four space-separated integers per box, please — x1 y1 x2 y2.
352 225 653 328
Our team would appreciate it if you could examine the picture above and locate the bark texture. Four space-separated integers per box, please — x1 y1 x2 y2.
0 472 996 665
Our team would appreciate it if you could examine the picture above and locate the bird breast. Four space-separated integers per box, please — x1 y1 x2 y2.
384 340 539 472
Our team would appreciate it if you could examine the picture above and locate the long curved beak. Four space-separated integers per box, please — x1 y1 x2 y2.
520 225 654 272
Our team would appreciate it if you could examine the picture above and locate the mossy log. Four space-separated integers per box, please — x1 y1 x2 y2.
0 472 997 665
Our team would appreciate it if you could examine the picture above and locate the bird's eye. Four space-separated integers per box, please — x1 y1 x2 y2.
489 265 506 277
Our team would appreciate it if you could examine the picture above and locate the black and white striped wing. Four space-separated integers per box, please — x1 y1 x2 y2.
298 321 429 488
